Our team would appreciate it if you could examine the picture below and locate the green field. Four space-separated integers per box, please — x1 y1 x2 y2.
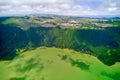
0 47 120 80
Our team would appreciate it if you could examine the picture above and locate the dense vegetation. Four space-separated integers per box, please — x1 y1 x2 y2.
0 19 120 66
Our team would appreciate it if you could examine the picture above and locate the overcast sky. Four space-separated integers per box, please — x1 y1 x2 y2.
0 0 120 16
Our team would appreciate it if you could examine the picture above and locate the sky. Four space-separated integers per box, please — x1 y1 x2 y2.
0 0 120 16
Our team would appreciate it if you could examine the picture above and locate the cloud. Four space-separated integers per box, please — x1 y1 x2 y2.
0 0 120 16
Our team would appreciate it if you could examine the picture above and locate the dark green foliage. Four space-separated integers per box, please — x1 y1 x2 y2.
69 59 89 70
0 18 120 66
61 55 68 60
101 71 120 80
10 77 26 80
75 29 114 47
0 24 28 60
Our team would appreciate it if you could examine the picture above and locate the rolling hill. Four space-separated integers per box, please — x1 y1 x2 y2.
0 16 120 80
0 47 120 80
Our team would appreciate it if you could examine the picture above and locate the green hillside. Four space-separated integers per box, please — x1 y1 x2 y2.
0 47 120 80
0 22 120 66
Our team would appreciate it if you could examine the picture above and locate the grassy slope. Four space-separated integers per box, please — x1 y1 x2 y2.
1 18 19 25
0 47 120 80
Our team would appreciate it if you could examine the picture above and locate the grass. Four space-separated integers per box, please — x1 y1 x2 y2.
2 18 20 25
0 47 120 80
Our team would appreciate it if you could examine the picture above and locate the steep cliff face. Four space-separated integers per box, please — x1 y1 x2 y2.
0 24 28 59
0 17 120 66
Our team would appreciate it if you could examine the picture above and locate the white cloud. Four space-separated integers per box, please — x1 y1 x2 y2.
108 7 117 12
0 0 120 16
